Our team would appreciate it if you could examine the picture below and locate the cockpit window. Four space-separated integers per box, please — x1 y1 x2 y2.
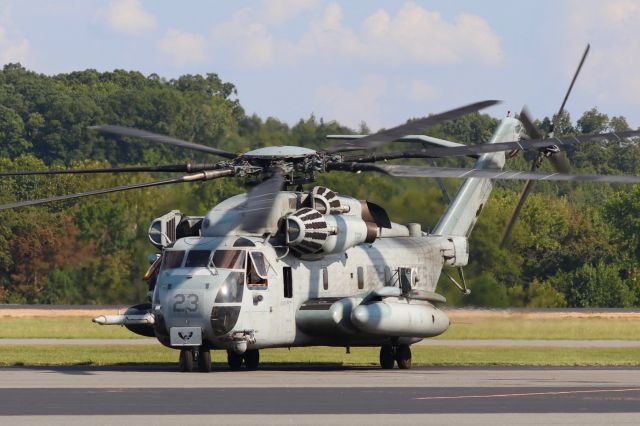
185 250 212 268
247 251 271 289
214 271 244 304
249 252 269 278
161 250 185 270
212 250 246 270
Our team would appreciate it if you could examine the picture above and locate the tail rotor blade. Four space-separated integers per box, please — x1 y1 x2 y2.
551 44 590 134
547 150 571 174
520 106 571 174
519 106 543 140
500 178 537 248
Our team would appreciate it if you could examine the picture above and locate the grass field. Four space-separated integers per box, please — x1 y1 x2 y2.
438 317 640 340
0 317 139 339
1 310 639 366
1 314 639 340
1 345 639 367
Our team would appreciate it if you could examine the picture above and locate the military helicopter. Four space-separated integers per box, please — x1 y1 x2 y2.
3 46 640 372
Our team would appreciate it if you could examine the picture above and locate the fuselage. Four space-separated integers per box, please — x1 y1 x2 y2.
152 228 452 351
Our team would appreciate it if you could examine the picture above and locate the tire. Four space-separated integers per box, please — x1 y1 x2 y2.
179 349 194 372
379 345 395 369
244 349 260 371
227 350 243 371
197 349 212 373
395 344 412 370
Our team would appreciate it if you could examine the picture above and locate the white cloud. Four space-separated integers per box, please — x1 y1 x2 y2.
211 1 503 68
315 75 388 130
403 79 438 103
261 0 319 24
158 29 207 66
0 25 29 64
211 9 275 67
106 0 156 35
568 0 640 106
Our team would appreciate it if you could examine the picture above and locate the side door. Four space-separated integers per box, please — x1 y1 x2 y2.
245 250 274 342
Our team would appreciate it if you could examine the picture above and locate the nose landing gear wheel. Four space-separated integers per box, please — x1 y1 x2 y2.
197 349 212 372
244 349 260 370
179 349 194 372
379 345 395 369
395 344 412 370
227 350 243 371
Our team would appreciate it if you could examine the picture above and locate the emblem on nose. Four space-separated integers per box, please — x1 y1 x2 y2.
178 331 194 341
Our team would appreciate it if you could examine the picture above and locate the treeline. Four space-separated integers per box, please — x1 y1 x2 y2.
0 63 639 307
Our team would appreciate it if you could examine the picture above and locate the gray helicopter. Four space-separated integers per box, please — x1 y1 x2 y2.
4 46 640 371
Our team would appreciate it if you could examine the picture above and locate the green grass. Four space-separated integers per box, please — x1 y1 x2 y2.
1 345 639 366
0 317 143 339
442 317 640 340
2 315 640 340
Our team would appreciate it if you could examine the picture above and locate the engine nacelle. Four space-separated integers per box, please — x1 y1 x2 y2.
286 208 376 256
441 236 469 267
148 210 203 249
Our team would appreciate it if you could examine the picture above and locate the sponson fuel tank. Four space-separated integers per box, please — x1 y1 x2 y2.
351 302 449 338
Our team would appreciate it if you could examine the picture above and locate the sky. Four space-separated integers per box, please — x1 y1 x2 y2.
1 0 640 131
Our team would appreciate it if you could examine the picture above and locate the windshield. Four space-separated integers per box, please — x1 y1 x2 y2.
185 250 212 268
161 250 185 270
212 250 246 270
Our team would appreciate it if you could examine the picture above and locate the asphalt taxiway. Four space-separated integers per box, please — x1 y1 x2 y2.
1 366 640 424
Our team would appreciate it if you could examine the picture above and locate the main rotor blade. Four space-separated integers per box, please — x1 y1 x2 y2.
520 106 571 173
554 44 590 131
331 162 640 184
326 100 500 153
0 163 224 177
90 125 238 159
343 130 640 162
240 172 285 233
0 169 234 211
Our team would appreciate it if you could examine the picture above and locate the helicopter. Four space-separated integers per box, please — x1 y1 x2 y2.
3 45 640 372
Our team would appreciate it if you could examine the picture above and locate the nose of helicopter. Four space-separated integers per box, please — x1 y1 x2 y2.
154 269 245 347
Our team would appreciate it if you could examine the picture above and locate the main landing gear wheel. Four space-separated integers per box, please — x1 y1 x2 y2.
379 345 395 369
227 350 243 371
244 349 260 370
179 349 194 372
395 344 412 370
197 349 212 373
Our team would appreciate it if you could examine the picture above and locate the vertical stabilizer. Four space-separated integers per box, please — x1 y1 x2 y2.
432 117 522 237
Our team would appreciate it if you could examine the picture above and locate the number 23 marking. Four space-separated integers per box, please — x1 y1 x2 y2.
173 294 199 313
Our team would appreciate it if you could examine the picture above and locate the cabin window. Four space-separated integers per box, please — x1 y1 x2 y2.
161 250 185 270
399 267 412 293
185 250 212 268
247 252 269 289
322 268 329 290
212 250 245 270
357 267 364 290
283 267 292 298
384 266 392 286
